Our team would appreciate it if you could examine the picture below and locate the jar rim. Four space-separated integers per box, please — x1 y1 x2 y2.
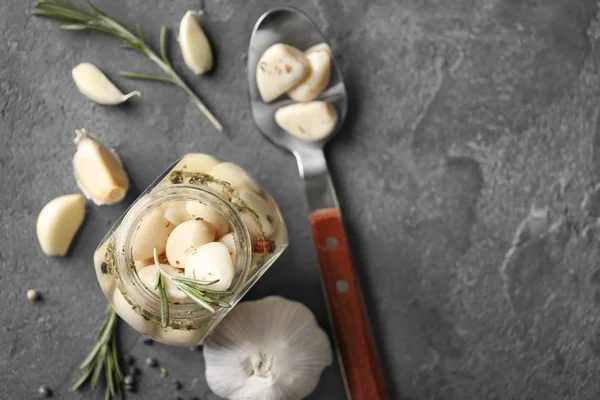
113 184 252 329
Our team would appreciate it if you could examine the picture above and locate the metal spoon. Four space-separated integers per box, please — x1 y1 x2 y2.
248 8 387 400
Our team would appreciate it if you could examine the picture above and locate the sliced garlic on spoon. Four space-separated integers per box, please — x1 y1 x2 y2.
36 194 86 257
72 62 140 105
275 101 337 141
72 129 129 206
256 43 309 102
203 296 332 400
179 11 213 75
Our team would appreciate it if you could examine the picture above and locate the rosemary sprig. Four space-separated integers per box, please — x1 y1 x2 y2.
72 306 123 399
33 0 223 132
152 247 232 325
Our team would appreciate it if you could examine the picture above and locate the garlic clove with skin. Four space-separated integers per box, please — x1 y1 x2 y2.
203 296 332 400
179 11 213 75
73 129 129 206
36 194 86 256
72 62 140 105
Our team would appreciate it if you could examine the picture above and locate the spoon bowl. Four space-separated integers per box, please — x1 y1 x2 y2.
247 7 348 153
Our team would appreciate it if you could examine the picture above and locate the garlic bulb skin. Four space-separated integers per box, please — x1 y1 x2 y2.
204 296 332 400
72 62 140 105
36 194 86 256
73 129 129 206
179 11 213 75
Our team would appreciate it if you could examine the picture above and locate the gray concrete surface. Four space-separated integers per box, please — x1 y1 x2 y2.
3 0 600 399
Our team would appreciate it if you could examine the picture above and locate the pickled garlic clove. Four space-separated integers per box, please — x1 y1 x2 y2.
305 42 331 56
274 101 337 141
238 191 276 240
138 264 188 302
164 201 192 226
287 49 331 102
112 289 157 336
132 207 175 260
185 242 234 291
210 162 260 194
154 326 204 347
166 219 216 268
179 11 213 75
36 194 86 257
73 129 129 206
218 232 237 263
256 43 309 102
72 62 140 105
172 153 219 174
186 201 230 238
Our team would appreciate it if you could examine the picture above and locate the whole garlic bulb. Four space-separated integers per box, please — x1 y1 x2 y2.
203 296 332 400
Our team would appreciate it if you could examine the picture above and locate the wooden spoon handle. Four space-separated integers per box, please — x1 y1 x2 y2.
309 207 387 400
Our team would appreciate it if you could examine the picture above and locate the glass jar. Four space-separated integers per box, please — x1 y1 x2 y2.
93 154 288 346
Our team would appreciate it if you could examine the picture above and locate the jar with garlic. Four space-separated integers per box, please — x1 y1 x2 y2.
93 154 288 346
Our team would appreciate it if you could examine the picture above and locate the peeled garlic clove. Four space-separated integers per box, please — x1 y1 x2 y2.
138 264 188 302
256 43 309 102
218 232 237 263
132 207 175 260
210 162 260 194
36 194 85 257
239 191 277 240
112 288 157 337
134 258 154 271
72 62 140 105
73 129 129 205
185 242 234 291
275 101 337 141
186 201 230 238
166 219 216 267
173 153 219 174
154 326 204 347
305 42 331 56
179 11 213 74
287 50 331 102
164 201 192 226
203 296 332 400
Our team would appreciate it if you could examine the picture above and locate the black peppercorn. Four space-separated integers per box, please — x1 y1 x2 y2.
142 337 154 345
145 357 158 368
128 366 140 376
123 354 135 365
100 262 108 274
173 380 182 390
38 385 52 397
125 384 136 393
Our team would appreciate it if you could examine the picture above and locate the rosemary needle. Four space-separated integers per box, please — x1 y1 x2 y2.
32 0 223 132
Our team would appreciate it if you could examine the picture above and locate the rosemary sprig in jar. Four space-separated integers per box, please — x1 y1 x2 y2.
32 0 223 132
72 305 124 400
152 248 233 326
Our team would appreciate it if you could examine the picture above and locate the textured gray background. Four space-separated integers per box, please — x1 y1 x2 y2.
3 0 600 399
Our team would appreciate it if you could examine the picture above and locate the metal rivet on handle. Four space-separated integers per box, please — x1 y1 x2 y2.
326 236 338 249
336 280 349 293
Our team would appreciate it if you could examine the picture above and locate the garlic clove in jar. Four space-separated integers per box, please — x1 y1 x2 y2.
138 263 188 302
239 191 276 240
73 129 129 206
186 201 230 238
36 194 86 257
218 232 237 263
256 43 310 102
173 153 219 174
305 42 331 56
210 162 261 194
287 49 331 102
112 288 157 337
132 207 175 260
154 326 204 347
185 242 234 291
166 219 216 268
72 62 140 105
179 11 213 75
164 201 192 226
203 296 332 400
134 258 154 271
275 101 337 141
